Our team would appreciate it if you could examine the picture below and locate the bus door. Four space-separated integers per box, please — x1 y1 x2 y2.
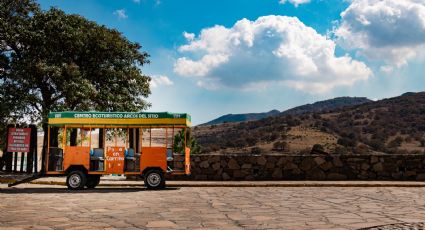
140 128 167 172
61 127 90 172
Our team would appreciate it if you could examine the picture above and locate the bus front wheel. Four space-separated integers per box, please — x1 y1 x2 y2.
66 170 87 190
144 170 165 189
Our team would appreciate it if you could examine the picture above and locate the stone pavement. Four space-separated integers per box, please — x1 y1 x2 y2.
1 183 425 229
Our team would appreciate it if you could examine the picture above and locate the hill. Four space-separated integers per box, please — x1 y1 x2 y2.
202 110 280 125
202 97 371 125
281 97 372 115
193 92 425 155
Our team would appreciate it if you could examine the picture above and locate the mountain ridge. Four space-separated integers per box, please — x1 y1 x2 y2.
201 96 372 125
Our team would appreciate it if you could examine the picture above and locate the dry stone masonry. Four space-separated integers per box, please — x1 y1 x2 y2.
171 154 425 181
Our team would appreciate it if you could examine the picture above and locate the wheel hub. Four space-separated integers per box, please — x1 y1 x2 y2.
69 174 81 188
147 173 161 187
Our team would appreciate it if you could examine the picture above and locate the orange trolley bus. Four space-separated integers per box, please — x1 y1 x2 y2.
46 111 191 190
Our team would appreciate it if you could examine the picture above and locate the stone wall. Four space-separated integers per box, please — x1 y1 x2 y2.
170 154 425 181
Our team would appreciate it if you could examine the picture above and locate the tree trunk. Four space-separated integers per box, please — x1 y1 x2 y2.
41 123 48 174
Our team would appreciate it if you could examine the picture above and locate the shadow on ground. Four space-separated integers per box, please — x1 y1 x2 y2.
0 187 180 194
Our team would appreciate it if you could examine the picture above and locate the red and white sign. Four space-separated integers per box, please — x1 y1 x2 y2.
7 128 31 152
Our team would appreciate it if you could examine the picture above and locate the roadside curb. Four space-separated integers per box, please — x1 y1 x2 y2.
2 178 425 187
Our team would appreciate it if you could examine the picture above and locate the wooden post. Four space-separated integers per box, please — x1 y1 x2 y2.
13 152 18 172
20 152 25 172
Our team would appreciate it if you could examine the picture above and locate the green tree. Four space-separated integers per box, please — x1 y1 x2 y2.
1 0 151 171
173 129 200 155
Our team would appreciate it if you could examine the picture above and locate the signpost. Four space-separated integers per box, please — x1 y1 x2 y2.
3 126 37 173
7 128 31 153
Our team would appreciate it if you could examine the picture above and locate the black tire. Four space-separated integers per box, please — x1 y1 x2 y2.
86 175 101 189
144 170 165 190
66 170 87 190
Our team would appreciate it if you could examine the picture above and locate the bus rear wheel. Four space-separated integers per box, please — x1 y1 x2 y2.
66 170 87 190
86 175 101 189
144 170 165 190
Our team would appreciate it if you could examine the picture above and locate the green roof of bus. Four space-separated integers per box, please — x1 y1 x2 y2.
48 111 191 126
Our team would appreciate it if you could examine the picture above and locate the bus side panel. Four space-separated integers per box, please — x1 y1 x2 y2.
185 147 191 175
63 146 90 172
140 147 167 173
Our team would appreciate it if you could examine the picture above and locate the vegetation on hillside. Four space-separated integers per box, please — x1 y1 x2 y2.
194 92 425 155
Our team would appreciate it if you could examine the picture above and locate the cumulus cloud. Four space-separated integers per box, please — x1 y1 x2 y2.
150 75 173 88
279 0 311 7
335 0 425 69
174 15 372 93
113 9 128 19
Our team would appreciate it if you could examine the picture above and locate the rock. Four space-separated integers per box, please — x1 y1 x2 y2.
319 161 333 171
257 156 267 166
333 157 343 167
416 173 425 181
265 161 275 169
300 158 315 171
306 168 326 180
314 157 326 166
245 175 255 180
284 162 298 170
222 172 231 180
233 170 246 178
210 155 221 163
212 162 221 170
327 173 347 180
199 161 209 169
228 159 240 170
194 175 207 180
272 169 283 179
276 158 285 167
371 156 379 164
361 163 370 171
241 163 252 169
405 171 417 177
372 162 384 172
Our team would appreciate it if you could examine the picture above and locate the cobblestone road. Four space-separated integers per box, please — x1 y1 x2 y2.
1 184 425 229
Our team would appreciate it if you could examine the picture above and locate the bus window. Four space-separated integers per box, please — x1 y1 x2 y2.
166 128 174 149
105 128 127 147
77 128 91 147
151 128 166 147
142 128 151 147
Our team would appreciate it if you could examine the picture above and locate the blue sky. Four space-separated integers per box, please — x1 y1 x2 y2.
38 0 425 124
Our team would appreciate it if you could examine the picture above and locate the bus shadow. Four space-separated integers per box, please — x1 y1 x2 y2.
0 187 180 194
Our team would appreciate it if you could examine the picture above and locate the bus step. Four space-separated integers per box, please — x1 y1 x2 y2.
8 173 43 187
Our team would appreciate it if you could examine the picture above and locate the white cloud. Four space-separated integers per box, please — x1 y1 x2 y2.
174 16 372 93
183 32 195 41
113 9 128 20
279 0 311 7
335 0 425 68
150 75 174 88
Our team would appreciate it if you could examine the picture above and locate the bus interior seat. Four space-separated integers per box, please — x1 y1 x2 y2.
90 148 104 171
90 148 104 160
125 148 135 160
166 148 173 161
